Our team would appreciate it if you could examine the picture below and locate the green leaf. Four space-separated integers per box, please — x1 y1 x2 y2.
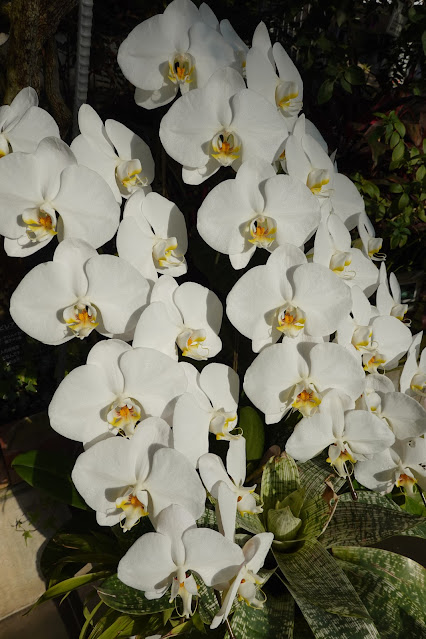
317 79 335 105
197 507 218 530
261 454 300 517
415 164 426 182
95 612 163 639
225 586 294 639
36 571 111 606
97 574 174 615
389 183 403 193
11 449 87 509
394 121 406 138
403 520 426 538
195 575 219 625
398 192 410 210
235 510 265 535
238 406 265 460
389 131 400 149
318 491 423 547
268 506 302 542
403 492 426 516
422 30 426 56
275 540 372 620
344 66 365 85
340 77 352 93
333 546 426 638
392 139 405 162
298 458 345 500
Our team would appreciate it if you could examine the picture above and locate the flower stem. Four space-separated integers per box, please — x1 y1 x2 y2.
215 591 236 639
344 463 358 501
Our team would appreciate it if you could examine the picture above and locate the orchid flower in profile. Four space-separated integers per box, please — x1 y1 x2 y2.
10 239 150 345
0 137 120 257
286 390 395 477
285 115 364 230
160 66 288 184
117 0 236 110
244 340 365 424
357 373 426 440
376 263 408 322
400 332 426 402
71 104 154 203
355 437 426 495
173 363 240 467
199 438 263 541
0 86 59 156
117 190 187 284
219 19 249 76
211 532 274 629
117 504 244 618
49 339 187 447
133 275 222 361
197 158 320 269
246 22 303 131
72 420 206 530
356 211 386 261
226 243 351 352
312 215 378 297
337 286 412 373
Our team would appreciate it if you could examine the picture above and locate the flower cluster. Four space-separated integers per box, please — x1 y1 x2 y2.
3 0 425 631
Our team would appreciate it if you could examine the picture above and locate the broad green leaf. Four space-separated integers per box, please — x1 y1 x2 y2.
389 182 403 193
318 491 423 547
36 571 111 606
236 510 265 535
394 120 406 138
97 574 174 615
275 539 372 620
194 575 219 624
398 192 410 210
297 459 345 502
268 506 302 542
261 454 300 517
392 139 405 161
389 131 400 149
403 520 426 538
278 488 306 518
11 449 87 509
317 78 335 104
95 612 163 639
333 546 426 638
403 492 426 516
238 406 265 460
298 483 338 542
225 586 294 639
340 77 352 93
344 66 365 85
197 507 218 530
416 164 426 182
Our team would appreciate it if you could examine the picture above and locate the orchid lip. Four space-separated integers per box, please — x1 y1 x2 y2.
63 301 99 339
22 203 57 242
248 215 277 248
211 130 241 167
107 397 143 436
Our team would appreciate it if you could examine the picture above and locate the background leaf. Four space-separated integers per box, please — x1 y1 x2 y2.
239 406 265 461
97 574 174 615
11 449 87 509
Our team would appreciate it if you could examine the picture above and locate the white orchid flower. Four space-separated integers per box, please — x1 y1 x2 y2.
355 437 426 495
219 19 249 76
117 504 244 618
400 332 426 402
197 158 320 269
286 390 395 477
199 438 263 540
246 23 303 131
0 137 120 257
356 211 386 261
211 532 274 629
337 286 412 372
376 262 408 322
0 86 59 156
117 0 236 110
285 115 364 230
133 275 222 361
226 244 351 352
313 215 378 297
357 373 426 440
49 339 187 447
72 420 206 531
173 363 240 467
116 190 187 284
10 239 150 345
160 66 288 185
71 104 154 203
244 340 365 424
